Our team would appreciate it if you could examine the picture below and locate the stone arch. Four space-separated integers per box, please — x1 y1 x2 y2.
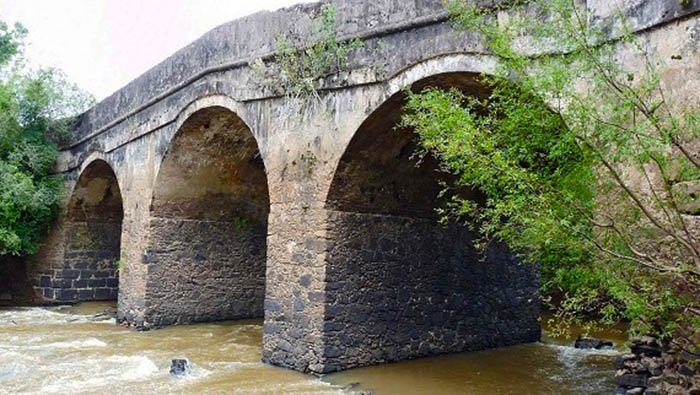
327 71 490 215
144 105 270 327
384 53 498 108
319 53 499 203
58 158 123 302
320 71 540 372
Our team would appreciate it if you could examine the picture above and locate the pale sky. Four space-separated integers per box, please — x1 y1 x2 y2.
0 0 311 101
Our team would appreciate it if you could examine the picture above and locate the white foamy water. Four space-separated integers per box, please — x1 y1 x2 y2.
0 303 349 395
0 307 73 326
0 306 115 327
25 338 108 350
548 343 621 368
39 355 159 393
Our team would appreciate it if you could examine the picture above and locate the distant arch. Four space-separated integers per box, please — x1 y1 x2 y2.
61 159 123 302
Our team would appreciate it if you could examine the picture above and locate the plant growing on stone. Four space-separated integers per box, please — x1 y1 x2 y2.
0 20 94 257
299 150 318 176
114 259 125 273
250 4 364 107
231 216 250 233
402 0 700 348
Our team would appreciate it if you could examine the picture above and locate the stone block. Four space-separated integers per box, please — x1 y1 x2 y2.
298 275 311 287
39 276 51 287
94 270 111 278
42 288 54 299
73 279 88 288
55 269 81 279
55 289 78 301
78 289 95 300
52 279 73 289
88 279 106 287
95 288 112 300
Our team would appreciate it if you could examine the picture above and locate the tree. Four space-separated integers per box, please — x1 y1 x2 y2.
0 20 94 257
401 0 699 348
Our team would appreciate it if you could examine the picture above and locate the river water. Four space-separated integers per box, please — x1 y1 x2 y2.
0 302 625 394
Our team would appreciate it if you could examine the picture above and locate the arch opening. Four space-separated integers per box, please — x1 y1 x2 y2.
146 106 270 326
60 159 123 302
322 72 540 371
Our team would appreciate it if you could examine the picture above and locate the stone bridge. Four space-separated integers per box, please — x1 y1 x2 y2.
27 0 700 374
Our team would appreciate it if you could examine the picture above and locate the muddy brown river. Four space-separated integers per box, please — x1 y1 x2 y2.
0 302 625 394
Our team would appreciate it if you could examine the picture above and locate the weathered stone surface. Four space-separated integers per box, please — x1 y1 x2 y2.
616 336 700 395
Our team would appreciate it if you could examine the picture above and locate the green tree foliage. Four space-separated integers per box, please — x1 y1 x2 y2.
0 21 94 257
402 0 700 345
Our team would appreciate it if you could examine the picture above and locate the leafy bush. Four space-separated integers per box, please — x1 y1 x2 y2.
402 0 700 344
0 21 94 256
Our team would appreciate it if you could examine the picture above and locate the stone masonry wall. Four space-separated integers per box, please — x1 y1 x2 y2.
33 221 120 303
142 217 266 327
319 210 541 372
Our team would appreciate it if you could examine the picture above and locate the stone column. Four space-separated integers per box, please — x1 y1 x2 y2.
262 203 330 373
116 190 150 327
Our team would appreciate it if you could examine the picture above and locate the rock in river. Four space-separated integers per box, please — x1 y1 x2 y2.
170 359 189 377
574 335 614 350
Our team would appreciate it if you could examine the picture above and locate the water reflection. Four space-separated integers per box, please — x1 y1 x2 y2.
0 303 623 394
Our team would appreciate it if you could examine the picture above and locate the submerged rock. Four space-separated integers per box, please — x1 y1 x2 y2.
341 382 361 390
88 310 116 322
574 335 614 350
169 359 189 377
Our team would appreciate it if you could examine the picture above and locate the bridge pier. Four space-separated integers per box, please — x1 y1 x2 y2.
319 210 540 372
261 203 540 374
262 204 330 373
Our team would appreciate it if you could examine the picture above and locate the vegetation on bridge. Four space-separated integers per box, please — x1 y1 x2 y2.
0 21 93 257
251 4 364 107
403 0 699 347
